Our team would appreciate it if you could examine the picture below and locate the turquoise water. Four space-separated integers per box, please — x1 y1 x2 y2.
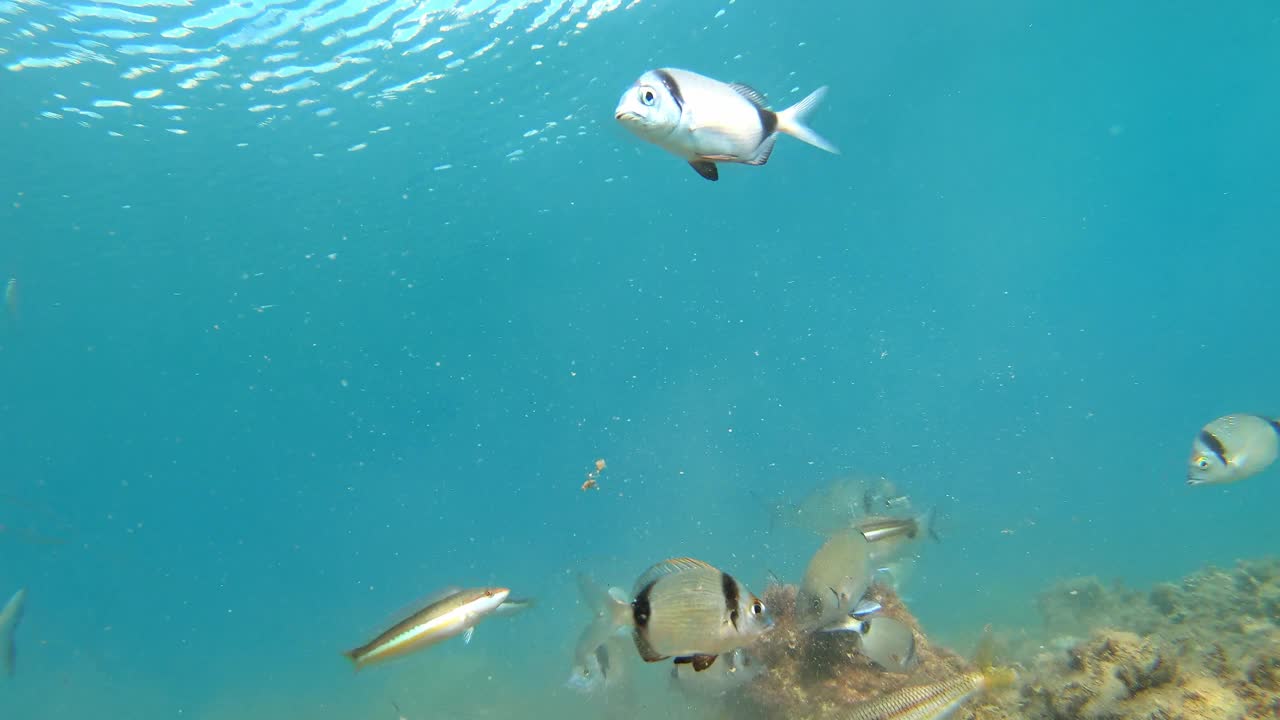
1 1 1278 717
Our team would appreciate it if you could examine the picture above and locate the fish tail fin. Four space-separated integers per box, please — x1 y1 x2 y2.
341 648 362 672
575 573 632 631
776 86 839 155
1 589 27 677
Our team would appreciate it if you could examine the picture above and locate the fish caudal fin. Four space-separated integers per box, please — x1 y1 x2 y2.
0 588 26 677
574 574 635 661
341 648 364 672
922 507 941 543
775 86 839 155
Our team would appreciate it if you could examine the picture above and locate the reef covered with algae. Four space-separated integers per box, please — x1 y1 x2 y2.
1006 557 1280 720
680 557 1280 720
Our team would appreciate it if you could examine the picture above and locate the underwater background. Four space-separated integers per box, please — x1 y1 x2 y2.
1 0 1278 718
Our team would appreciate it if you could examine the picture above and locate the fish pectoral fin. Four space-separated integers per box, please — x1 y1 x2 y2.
463 626 475 645
691 654 718 672
688 160 719 181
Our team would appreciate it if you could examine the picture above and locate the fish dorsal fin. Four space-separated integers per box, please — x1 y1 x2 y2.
728 82 768 108
633 557 715 594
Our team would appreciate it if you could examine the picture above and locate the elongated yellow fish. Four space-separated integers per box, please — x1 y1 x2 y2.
840 664 1015 720
343 587 509 670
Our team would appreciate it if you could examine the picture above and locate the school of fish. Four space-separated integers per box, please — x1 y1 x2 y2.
1 61 1272 720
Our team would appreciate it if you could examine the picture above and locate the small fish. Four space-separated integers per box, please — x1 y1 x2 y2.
568 574 633 693
771 475 900 536
1 588 25 677
851 599 882 617
839 665 1015 720
492 597 535 618
884 495 911 509
1187 414 1280 485
820 615 870 635
856 616 919 672
343 587 509 670
857 509 939 563
796 528 872 631
614 68 838 181
670 646 763 699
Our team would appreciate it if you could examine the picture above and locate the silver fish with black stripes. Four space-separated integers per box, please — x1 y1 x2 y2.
1187 413 1280 486
585 557 773 672
614 68 838 181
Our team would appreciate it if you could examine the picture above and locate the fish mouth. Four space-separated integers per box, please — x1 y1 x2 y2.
615 111 640 122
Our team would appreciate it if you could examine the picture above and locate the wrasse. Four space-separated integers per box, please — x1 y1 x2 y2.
343 587 509 670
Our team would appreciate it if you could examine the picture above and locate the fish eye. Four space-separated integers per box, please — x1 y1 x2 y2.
1196 457 1210 470
751 600 765 615
639 87 657 106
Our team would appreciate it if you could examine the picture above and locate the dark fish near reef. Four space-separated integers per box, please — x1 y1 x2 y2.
1186 414 1280 486
0 588 25 677
614 68 838 181
343 587 509 670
